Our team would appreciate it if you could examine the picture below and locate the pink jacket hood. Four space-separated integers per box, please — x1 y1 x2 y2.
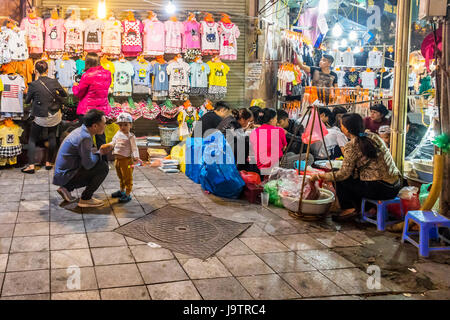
73 66 112 116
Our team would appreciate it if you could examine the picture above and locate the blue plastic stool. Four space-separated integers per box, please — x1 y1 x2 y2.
402 211 450 258
361 197 404 231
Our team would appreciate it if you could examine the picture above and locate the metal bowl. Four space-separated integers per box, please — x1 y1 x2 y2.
280 189 335 215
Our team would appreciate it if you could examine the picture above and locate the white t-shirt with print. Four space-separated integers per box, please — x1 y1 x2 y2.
335 70 346 87
367 51 383 68
84 19 104 51
360 71 376 89
167 60 190 88
0 74 26 113
64 19 84 46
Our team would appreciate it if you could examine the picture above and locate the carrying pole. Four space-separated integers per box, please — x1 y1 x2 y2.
390 0 413 173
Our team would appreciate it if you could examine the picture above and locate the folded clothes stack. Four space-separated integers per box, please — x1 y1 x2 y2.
158 159 180 173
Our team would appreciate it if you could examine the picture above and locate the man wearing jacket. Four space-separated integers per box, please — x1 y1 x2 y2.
53 109 111 208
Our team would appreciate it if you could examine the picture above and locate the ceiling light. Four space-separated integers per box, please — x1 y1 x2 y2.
332 23 343 37
318 0 328 14
166 0 176 14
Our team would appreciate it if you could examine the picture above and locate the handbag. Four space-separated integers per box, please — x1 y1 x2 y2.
38 79 66 113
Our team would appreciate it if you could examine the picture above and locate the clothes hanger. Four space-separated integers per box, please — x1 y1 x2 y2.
187 12 196 22
126 11 136 22
204 13 214 23
169 16 178 22
155 55 165 64
62 52 70 60
220 13 231 24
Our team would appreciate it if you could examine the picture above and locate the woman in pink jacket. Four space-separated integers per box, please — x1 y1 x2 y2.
73 52 111 151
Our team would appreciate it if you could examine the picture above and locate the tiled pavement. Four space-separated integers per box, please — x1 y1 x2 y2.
0 166 449 300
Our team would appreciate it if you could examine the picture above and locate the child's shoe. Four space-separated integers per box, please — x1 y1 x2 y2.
118 194 132 203
112 190 125 198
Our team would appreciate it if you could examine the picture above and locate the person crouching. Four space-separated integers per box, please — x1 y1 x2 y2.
101 112 142 203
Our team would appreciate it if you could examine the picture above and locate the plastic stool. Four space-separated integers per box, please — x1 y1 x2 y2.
402 211 450 257
361 197 404 231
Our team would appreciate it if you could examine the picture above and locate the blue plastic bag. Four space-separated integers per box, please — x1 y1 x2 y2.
199 132 245 199
185 137 204 184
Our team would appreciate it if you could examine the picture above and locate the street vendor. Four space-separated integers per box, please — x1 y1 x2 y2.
310 113 402 221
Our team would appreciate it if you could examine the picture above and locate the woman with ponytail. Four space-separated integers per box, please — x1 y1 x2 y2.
310 113 401 221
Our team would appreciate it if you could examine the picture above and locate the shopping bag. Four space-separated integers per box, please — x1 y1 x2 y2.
301 106 328 144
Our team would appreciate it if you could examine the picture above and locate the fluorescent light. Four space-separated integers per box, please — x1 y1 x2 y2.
349 30 358 41
166 0 176 14
98 0 106 19
332 23 343 37
353 46 362 53
333 42 339 50
340 39 348 47
318 0 328 14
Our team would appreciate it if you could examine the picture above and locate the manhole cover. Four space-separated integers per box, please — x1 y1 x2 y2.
115 205 252 260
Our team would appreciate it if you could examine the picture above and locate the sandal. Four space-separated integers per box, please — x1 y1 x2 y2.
21 166 35 174
332 209 359 222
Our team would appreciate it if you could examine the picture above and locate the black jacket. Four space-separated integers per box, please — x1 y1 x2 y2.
285 119 305 154
25 76 67 117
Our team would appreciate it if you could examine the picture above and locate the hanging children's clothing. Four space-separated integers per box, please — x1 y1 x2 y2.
367 50 383 68
1 59 34 87
183 20 201 51
55 59 76 92
189 61 210 96
200 21 220 55
84 18 103 52
207 60 229 100
0 74 25 118
219 22 240 60
0 122 23 165
354 50 369 66
64 18 84 56
177 107 199 138
335 70 346 88
75 58 85 82
384 50 394 68
122 19 143 57
101 58 115 87
20 17 44 54
344 70 360 87
142 18 165 56
360 70 376 90
0 27 12 65
164 20 183 54
113 60 134 96
152 62 169 100
3 27 28 61
335 50 354 68
46 59 56 78
102 17 122 56
132 59 153 94
167 59 190 100
44 18 65 53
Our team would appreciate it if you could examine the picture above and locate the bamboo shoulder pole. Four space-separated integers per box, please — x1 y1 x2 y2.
390 0 413 173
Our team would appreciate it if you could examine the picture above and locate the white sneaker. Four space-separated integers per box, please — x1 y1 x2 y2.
78 197 104 208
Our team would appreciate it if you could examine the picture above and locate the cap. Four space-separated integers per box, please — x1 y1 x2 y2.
116 112 133 123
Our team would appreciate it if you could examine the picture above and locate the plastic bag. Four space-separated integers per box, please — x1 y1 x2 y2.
170 142 186 173
199 132 245 199
240 171 261 186
301 107 328 144
388 186 421 219
263 180 284 207
185 137 205 184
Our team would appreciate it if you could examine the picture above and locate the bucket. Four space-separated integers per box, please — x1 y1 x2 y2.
159 126 178 147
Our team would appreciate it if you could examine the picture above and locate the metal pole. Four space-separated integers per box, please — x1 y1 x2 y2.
390 0 413 173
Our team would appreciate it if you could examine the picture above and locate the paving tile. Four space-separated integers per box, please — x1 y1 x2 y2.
91 247 134 265
0 193 22 202
0 293 51 300
50 221 85 235
342 230 376 245
117 218 137 226
304 295 362 300
124 236 146 246
275 234 327 251
51 267 98 293
194 277 253 300
0 202 19 213
129 245 174 262
50 234 89 250
50 209 83 222
19 201 50 212
101 286 150 300
258 252 316 273
20 192 50 201
81 206 114 218
16 211 50 223
0 238 12 254
255 219 303 236
22 184 49 193
95 264 144 289
321 268 392 295
87 232 127 248
237 274 300 300
216 238 253 257
0 212 17 224
51 249 93 269
147 281 202 300
0 254 7 272
240 237 290 253
179 257 232 280
10 236 49 252
309 232 362 248
112 206 146 219
138 260 188 284
1 270 50 296
0 224 15 238
14 222 49 237
51 290 100 300
84 217 119 233
414 263 450 288
219 254 274 277
281 271 346 297
296 250 355 270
